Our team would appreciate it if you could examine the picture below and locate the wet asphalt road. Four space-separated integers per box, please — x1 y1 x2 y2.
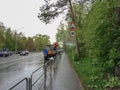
0 52 44 90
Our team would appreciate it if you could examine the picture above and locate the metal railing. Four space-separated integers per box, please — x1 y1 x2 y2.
44 59 55 90
8 52 63 90
8 60 54 90
8 78 29 90
29 65 44 90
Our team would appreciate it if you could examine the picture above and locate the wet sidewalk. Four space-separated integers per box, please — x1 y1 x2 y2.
47 53 84 90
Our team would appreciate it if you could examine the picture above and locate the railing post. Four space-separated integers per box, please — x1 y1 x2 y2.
26 78 29 90
50 61 52 79
44 63 47 90
29 78 32 90
54 56 56 74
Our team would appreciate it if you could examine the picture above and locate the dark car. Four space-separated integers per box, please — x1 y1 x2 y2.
0 50 9 57
0 48 13 57
0 50 3 57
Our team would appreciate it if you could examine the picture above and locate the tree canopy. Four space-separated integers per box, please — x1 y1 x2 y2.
38 0 91 24
0 23 50 51
38 0 70 24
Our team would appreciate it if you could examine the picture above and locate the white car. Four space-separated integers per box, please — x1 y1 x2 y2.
20 51 29 56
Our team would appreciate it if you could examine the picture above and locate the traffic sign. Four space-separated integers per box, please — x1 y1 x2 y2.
69 22 76 31
70 23 75 28
69 30 76 37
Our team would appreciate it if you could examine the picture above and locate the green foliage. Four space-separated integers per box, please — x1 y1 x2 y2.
103 76 120 89
56 22 68 49
0 27 5 47
66 0 120 90
38 0 69 24
0 26 50 51
33 34 50 51
4 28 15 50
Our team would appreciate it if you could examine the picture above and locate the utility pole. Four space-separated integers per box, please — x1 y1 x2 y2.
68 0 81 60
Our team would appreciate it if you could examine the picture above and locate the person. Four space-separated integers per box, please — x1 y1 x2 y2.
43 45 50 63
53 42 58 49
43 43 58 63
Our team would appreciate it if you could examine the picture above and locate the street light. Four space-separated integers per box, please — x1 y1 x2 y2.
15 27 24 53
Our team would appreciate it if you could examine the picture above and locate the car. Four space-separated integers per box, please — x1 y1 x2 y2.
3 51 10 57
0 50 3 57
20 50 29 56
25 51 29 55
0 48 13 57
0 50 9 57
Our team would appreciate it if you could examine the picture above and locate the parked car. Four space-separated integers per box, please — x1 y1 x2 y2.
0 50 9 57
20 51 29 56
0 48 13 57
0 50 3 57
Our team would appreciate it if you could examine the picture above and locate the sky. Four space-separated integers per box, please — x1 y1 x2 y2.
0 0 63 43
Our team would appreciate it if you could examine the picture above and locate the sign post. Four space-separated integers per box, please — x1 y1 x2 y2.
67 0 81 60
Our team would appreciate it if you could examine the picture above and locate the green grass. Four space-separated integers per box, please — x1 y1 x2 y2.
73 58 94 90
67 51 103 90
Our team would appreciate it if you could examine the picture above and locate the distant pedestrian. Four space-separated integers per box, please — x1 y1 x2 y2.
43 45 50 63
43 43 58 63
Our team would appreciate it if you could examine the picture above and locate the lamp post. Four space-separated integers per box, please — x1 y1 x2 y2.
15 27 24 53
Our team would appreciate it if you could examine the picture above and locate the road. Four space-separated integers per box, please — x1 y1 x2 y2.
0 52 44 90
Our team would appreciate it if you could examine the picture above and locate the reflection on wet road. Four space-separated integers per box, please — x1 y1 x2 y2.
0 52 44 90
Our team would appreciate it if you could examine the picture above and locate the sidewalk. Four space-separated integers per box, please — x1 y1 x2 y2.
47 53 84 90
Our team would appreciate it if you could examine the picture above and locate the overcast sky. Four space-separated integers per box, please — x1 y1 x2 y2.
0 0 63 43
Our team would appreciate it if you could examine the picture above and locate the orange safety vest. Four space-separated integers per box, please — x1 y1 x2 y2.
48 50 54 55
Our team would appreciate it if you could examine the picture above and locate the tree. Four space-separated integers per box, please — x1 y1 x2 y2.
33 34 50 51
4 28 14 50
0 27 5 48
56 22 67 49
26 37 35 51
38 0 92 23
38 0 89 60
38 0 69 24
